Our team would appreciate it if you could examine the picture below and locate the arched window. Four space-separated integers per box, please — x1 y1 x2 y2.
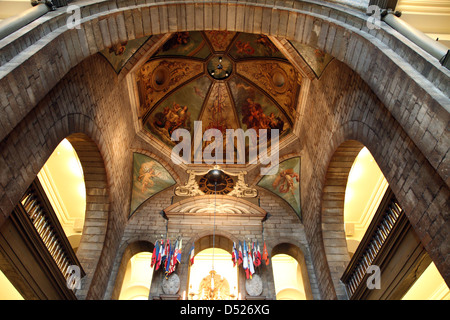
0 134 109 300
272 254 306 300
270 243 313 300
188 248 238 300
344 147 388 257
341 146 449 300
37 138 86 251
119 252 154 300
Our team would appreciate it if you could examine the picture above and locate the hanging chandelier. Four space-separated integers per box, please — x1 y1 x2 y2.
188 168 237 300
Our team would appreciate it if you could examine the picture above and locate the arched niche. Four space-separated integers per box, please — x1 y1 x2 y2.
271 242 314 300
64 133 111 299
111 240 155 300
320 140 364 298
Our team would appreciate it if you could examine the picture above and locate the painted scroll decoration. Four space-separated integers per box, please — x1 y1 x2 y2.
130 153 176 216
257 157 301 218
174 167 257 198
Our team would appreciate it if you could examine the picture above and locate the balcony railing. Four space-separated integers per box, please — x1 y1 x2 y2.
17 179 85 285
341 188 404 298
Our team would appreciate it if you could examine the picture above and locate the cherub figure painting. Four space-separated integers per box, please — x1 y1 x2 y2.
130 153 175 216
272 168 300 195
257 157 301 218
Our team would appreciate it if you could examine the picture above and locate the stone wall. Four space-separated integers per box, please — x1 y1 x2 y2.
300 59 449 299
0 0 448 300
105 186 320 300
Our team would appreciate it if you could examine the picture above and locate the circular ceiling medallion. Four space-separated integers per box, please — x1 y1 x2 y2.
151 65 170 91
207 55 233 80
270 68 288 93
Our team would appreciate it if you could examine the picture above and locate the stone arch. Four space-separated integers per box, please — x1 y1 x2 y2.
181 230 239 299
320 118 450 299
110 240 155 300
0 105 117 299
320 139 365 299
1 1 447 189
64 133 111 300
271 242 314 300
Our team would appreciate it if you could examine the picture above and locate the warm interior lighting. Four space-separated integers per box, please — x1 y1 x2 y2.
402 262 450 300
37 139 86 243
0 269 23 300
188 248 238 300
271 254 305 300
119 252 154 300
344 147 389 254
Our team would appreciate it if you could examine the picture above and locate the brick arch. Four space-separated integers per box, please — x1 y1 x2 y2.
0 105 117 299
189 230 239 255
320 139 364 299
110 240 155 300
0 1 447 188
319 118 450 299
183 231 241 298
64 133 111 300
271 242 314 300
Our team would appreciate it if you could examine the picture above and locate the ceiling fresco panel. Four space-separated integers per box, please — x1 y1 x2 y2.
143 75 213 147
135 31 306 164
257 157 301 219
130 153 176 216
137 58 204 117
236 60 301 121
228 33 286 60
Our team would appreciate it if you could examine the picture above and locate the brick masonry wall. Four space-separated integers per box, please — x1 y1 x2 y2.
104 186 320 300
0 54 141 299
300 59 449 299
0 0 448 300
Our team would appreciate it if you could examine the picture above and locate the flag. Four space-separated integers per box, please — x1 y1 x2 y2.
189 243 195 266
254 241 262 267
262 241 269 266
232 242 237 267
155 239 164 270
176 238 182 264
243 241 249 279
169 239 178 275
238 241 243 266
248 242 255 278
151 241 157 268
251 242 256 265
160 239 169 270
151 240 160 268
165 239 172 276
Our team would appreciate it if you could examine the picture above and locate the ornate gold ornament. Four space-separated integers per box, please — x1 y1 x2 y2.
174 166 257 197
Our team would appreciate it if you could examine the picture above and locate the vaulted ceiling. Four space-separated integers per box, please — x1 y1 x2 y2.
135 31 301 159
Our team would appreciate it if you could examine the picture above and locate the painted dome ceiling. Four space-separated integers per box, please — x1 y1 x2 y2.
135 31 302 161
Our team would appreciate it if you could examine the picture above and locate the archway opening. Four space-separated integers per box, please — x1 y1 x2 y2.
187 248 238 300
272 253 306 300
343 147 388 257
339 145 449 300
36 138 86 251
119 251 154 300
271 243 313 300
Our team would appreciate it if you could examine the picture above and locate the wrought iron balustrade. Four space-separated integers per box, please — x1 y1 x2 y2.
341 188 404 298
17 179 85 284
